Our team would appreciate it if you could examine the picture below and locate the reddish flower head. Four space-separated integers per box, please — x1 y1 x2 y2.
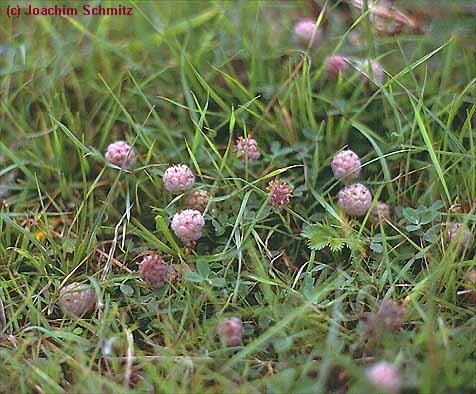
139 253 170 288
216 317 244 347
324 55 349 80
267 180 293 209
447 223 471 250
233 137 260 161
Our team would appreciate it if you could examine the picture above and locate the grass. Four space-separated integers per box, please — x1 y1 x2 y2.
0 0 475 393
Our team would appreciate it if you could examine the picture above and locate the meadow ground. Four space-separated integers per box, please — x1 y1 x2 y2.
0 0 475 393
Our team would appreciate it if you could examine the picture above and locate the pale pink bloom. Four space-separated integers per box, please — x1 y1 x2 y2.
331 149 361 182
163 164 195 194
337 183 372 217
105 140 136 169
293 19 322 44
171 209 205 245
324 55 349 80
366 361 401 393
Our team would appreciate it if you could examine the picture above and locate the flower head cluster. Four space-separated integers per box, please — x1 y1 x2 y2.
163 164 195 194
324 55 349 80
105 140 136 169
171 209 205 245
331 149 361 182
58 282 97 316
337 183 372 217
234 137 260 161
293 19 322 44
216 317 244 347
267 180 293 209
139 253 170 288
183 190 210 213
366 361 401 394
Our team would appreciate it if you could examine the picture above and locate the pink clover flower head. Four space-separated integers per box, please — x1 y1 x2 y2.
105 140 136 169
293 19 322 44
171 209 205 245
163 164 195 194
366 361 401 393
331 149 361 182
216 317 244 347
337 183 372 217
233 137 260 161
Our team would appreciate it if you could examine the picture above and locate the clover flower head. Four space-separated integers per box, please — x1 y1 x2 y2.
267 180 293 209
324 55 349 80
139 252 170 288
171 209 205 245
331 149 361 182
105 140 136 169
369 201 392 225
293 19 322 44
337 183 372 217
366 361 401 394
447 222 471 250
163 164 195 194
58 282 97 316
233 137 260 161
183 190 210 213
216 317 244 347
359 59 385 84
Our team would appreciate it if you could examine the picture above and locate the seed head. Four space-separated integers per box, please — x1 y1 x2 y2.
163 164 195 194
366 361 401 394
183 190 210 213
293 19 322 44
267 180 293 209
358 59 385 84
171 209 205 245
233 137 260 161
324 55 349 80
139 253 170 288
58 282 97 316
216 317 244 347
105 141 136 169
331 149 361 182
447 223 471 250
337 183 372 217
369 201 392 225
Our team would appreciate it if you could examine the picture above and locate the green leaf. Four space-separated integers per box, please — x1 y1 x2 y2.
196 260 210 278
210 277 226 287
411 100 451 203
184 271 203 283
120 284 134 297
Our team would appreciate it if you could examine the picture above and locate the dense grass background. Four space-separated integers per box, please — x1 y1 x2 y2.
0 0 475 392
